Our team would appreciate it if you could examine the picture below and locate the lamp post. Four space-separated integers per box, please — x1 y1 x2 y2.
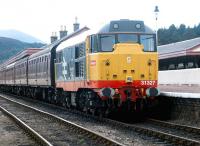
154 5 159 43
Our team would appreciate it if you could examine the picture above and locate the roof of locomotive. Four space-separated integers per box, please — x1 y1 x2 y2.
56 29 91 52
30 20 154 55
56 20 155 52
98 19 155 34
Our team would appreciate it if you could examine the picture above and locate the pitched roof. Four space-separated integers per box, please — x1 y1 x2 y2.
0 48 42 69
158 37 200 59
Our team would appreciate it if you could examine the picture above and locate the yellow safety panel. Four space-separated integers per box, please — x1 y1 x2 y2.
86 43 158 82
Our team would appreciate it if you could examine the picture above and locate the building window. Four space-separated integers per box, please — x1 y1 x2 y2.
75 62 79 77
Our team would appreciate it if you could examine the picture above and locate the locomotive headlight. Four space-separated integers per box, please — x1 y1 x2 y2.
148 59 152 66
113 23 119 29
105 59 110 66
135 23 141 29
126 76 133 83
100 88 115 98
146 88 160 97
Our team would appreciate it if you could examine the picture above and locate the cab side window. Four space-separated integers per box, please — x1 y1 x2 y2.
90 35 99 53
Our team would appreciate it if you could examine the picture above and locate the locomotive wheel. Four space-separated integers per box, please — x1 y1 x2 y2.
42 89 46 101
76 90 86 111
66 95 72 108
47 93 52 103
30 88 35 98
90 108 98 116
136 99 144 112
62 95 71 109
98 109 105 118
47 89 54 103
61 97 66 107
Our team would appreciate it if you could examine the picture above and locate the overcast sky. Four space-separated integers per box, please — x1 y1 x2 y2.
0 0 199 43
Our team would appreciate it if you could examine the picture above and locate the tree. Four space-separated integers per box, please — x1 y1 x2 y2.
158 23 200 45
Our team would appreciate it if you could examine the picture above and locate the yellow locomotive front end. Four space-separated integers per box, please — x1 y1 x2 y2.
86 20 159 112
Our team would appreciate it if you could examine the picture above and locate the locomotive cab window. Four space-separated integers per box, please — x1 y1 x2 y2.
140 34 156 52
100 34 115 52
90 35 99 53
117 34 138 43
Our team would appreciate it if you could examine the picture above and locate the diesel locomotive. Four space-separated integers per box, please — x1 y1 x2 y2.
0 19 159 115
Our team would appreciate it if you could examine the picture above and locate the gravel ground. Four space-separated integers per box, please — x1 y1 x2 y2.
0 110 38 146
0 94 167 146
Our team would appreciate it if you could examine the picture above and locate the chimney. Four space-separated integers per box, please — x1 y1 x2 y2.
73 17 80 32
59 25 68 39
50 32 58 43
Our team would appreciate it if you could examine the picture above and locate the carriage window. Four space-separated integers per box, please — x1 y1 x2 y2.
100 34 115 52
140 35 156 52
118 34 138 43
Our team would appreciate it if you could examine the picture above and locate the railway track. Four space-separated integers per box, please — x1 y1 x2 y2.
0 105 51 146
104 118 200 146
0 108 40 146
0 95 124 146
147 118 200 136
1 93 200 145
56 101 200 145
0 93 169 145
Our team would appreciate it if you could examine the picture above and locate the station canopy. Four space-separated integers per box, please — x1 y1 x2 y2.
158 37 200 60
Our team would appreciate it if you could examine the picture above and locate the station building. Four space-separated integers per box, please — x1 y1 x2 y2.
158 37 200 70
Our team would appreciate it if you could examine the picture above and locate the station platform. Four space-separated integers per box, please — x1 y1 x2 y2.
159 84 200 93
159 84 200 98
